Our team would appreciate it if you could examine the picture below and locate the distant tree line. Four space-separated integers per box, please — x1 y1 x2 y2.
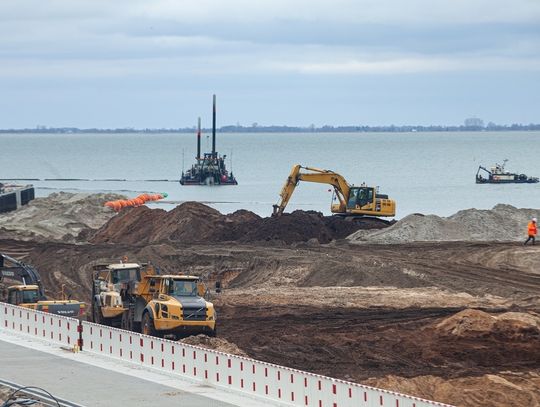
2 123 540 134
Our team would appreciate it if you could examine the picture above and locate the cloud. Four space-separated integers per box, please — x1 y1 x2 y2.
1 0 539 127
131 0 540 25
2 1 539 60
273 56 540 75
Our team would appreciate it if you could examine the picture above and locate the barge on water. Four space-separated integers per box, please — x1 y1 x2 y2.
180 95 238 186
476 159 539 184
0 183 35 213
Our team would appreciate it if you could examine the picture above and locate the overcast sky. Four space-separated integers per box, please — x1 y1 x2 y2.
1 0 539 128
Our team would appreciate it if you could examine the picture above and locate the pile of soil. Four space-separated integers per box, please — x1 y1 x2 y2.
179 334 248 357
348 204 539 244
0 192 124 243
365 372 540 407
90 202 384 245
435 309 540 341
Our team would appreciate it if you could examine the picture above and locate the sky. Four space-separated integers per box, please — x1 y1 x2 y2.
1 0 539 128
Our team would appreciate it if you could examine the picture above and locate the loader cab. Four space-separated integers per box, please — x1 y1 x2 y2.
7 285 40 305
348 186 374 209
110 266 141 285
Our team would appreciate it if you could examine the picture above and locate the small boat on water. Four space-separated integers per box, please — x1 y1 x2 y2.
476 159 539 184
0 183 35 213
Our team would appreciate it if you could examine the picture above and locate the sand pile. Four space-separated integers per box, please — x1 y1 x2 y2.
435 309 540 340
348 204 539 244
91 202 383 245
179 334 248 357
0 192 124 242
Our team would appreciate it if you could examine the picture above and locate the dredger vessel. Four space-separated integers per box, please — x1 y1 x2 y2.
180 95 238 186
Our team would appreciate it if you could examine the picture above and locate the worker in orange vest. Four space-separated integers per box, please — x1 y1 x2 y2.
524 217 537 245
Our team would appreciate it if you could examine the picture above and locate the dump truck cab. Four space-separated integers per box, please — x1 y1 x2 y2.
91 261 147 324
139 275 216 338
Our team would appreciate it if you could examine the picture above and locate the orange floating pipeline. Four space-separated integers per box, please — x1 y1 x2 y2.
104 192 168 212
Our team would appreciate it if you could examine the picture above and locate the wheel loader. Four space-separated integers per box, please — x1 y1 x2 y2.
91 259 216 338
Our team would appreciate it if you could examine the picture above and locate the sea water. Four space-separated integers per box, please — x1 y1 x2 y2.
1 131 539 218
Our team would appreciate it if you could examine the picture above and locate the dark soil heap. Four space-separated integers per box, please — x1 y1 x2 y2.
90 202 388 245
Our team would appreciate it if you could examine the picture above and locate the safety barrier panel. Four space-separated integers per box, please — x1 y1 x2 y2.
0 303 80 348
0 302 455 407
82 321 455 407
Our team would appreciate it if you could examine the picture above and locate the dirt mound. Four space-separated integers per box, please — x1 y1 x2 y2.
219 211 332 244
365 372 540 407
179 334 248 357
2 237 540 406
0 192 124 243
91 202 385 245
348 204 539 244
436 309 540 341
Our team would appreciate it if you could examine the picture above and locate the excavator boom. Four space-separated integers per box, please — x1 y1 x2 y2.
273 165 395 218
0 253 45 298
273 165 351 216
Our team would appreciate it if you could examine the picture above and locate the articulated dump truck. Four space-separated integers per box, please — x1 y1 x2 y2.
91 260 216 339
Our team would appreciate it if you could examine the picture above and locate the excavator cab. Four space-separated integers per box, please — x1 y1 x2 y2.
7 285 40 306
347 186 374 209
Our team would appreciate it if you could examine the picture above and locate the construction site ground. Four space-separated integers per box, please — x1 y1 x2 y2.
1 194 539 407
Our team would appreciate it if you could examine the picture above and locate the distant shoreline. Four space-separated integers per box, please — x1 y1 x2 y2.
1 124 540 134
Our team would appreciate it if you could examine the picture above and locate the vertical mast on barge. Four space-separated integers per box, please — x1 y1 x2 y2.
179 95 238 186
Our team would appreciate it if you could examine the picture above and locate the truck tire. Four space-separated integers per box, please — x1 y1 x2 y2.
120 311 130 331
121 304 136 331
141 312 157 337
208 327 217 337
92 301 103 325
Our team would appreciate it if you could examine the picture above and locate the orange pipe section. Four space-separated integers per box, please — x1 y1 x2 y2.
104 193 167 212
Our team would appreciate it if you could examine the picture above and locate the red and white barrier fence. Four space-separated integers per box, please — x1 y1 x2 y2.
0 303 455 407
0 303 80 349
82 321 454 407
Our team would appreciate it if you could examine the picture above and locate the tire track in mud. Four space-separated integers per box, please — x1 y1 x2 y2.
0 240 32 259
405 258 540 294
1 239 539 388
219 304 540 381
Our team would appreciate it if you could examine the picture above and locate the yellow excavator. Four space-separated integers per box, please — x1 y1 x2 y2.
272 165 395 218
0 253 86 317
